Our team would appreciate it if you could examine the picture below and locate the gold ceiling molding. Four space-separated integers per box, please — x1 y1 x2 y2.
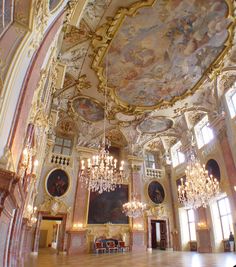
92 0 156 115
92 0 235 114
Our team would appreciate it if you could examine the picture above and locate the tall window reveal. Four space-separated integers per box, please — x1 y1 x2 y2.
225 86 236 118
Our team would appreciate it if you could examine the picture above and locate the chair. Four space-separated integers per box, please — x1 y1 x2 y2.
95 241 106 254
118 241 129 252
106 241 118 253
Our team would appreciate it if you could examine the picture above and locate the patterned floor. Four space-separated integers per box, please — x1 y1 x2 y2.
24 249 236 267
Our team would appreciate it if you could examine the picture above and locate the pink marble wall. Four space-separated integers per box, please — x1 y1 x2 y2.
67 230 87 255
72 177 89 225
9 11 64 169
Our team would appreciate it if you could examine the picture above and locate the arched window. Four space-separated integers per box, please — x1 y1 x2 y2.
0 0 14 36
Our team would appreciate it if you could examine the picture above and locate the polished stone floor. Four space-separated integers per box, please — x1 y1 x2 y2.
24 249 236 267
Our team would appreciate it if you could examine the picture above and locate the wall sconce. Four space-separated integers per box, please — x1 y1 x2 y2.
19 145 38 180
73 223 83 229
234 186 236 192
197 222 207 229
133 223 144 231
26 204 38 227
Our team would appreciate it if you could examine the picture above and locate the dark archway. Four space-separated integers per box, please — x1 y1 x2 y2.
205 159 221 182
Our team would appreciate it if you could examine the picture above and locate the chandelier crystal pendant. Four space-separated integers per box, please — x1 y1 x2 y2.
79 57 127 194
122 196 147 218
80 144 125 194
178 153 220 209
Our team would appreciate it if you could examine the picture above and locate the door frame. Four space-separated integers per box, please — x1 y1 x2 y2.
147 216 170 250
32 211 67 254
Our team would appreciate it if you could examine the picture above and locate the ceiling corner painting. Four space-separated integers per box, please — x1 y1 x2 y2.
49 0 62 11
101 0 233 109
72 97 104 122
138 117 173 133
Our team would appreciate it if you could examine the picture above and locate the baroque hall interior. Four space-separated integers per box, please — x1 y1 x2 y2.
1 0 236 267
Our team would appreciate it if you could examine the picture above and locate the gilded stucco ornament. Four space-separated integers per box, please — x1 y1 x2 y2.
39 195 71 216
28 0 50 56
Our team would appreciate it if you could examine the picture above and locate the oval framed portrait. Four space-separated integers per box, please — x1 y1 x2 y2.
147 180 165 204
45 169 70 198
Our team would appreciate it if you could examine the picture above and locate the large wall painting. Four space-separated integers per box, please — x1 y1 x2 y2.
103 0 232 108
88 185 129 224
138 117 173 133
205 159 221 182
46 169 69 198
148 181 165 204
72 97 104 122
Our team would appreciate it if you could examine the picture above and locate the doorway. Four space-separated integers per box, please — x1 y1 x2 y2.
151 220 167 250
39 217 62 249
32 212 67 254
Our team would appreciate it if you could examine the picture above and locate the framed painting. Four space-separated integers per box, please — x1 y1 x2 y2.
88 185 129 224
45 169 70 198
147 180 165 204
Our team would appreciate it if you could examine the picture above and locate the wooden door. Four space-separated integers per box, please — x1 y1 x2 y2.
151 221 157 248
160 221 167 250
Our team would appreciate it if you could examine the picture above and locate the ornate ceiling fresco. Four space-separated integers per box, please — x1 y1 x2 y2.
55 0 236 156
71 97 104 122
138 117 173 134
104 0 232 108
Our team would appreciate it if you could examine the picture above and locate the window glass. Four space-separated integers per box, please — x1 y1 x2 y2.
145 152 156 169
226 88 236 118
53 137 72 155
171 141 185 167
53 145 61 154
217 197 234 239
62 147 71 156
194 115 214 149
218 198 227 216
55 137 63 145
189 223 196 241
64 139 72 146
187 209 196 241
187 209 195 222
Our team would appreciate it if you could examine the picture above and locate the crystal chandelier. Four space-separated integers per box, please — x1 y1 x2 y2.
178 152 220 209
79 58 126 194
122 196 147 218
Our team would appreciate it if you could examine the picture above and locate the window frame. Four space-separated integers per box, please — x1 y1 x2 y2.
145 152 156 169
187 209 196 241
170 141 185 167
226 87 236 119
53 137 72 156
217 196 233 240
194 115 214 149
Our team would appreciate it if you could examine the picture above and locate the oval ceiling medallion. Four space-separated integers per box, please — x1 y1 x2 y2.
72 97 104 122
104 0 232 108
138 117 173 134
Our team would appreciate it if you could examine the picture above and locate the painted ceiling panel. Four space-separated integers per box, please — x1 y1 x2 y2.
106 0 231 107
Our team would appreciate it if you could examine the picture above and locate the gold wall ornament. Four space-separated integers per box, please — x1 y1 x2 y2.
0 146 15 172
91 0 235 114
39 195 71 216
28 0 50 56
